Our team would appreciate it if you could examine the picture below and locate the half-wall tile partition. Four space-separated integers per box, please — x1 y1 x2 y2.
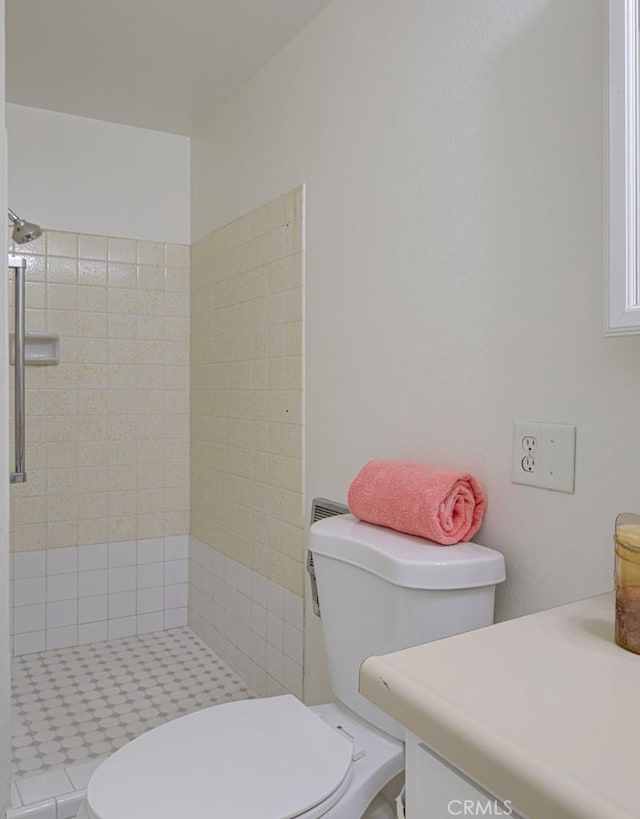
189 187 305 694
189 536 303 698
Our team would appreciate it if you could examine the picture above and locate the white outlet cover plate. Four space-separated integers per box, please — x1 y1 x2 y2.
511 421 576 493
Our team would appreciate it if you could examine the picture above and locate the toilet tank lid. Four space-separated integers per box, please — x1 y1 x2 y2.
309 515 505 590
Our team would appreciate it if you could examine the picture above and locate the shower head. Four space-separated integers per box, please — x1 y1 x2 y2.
8 208 42 245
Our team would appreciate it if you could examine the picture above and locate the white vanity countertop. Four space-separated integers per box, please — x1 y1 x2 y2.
359 592 638 819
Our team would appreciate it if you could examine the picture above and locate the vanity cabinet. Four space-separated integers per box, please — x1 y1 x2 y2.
361 595 635 819
404 732 525 819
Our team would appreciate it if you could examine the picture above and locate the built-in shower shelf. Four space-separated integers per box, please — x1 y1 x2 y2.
10 332 59 365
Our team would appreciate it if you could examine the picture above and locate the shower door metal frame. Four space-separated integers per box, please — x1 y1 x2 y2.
9 254 26 484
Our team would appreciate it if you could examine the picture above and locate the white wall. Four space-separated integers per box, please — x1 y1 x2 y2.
192 0 618 701
0 1 12 811
7 104 190 243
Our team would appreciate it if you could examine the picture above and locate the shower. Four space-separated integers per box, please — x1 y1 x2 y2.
8 208 42 245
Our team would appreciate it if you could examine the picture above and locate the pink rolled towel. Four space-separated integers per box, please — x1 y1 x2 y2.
347 460 486 545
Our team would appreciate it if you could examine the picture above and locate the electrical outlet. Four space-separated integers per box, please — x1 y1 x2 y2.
512 422 576 493
521 455 535 472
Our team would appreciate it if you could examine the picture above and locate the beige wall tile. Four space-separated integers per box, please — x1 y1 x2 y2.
46 442 78 470
24 308 46 332
166 268 189 292
47 257 78 284
11 523 47 552
77 467 108 492
77 286 107 313
108 287 137 312
47 231 78 258
108 515 136 542
137 242 166 267
108 238 137 264
77 518 107 546
47 468 78 495
190 187 304 595
137 514 164 540
77 441 108 466
77 492 108 519
47 520 78 548
163 510 188 536
47 284 78 311
77 312 108 338
15 469 46 497
78 260 107 287
25 255 46 282
12 496 46 525
136 463 164 489
25 282 46 309
9 231 189 551
78 234 108 261
138 265 165 290
166 244 190 269
108 464 137 492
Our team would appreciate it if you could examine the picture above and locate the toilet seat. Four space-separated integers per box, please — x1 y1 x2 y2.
85 695 355 819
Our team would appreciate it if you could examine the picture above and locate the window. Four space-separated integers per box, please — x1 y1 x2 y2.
608 0 640 334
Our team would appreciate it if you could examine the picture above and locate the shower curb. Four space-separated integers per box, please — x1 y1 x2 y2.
7 786 86 819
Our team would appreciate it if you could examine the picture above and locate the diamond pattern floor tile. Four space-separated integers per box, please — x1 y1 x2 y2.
12 627 253 778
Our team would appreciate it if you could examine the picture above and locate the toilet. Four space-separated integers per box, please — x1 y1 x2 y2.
78 514 505 819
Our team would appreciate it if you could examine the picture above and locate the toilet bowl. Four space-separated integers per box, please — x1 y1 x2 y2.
79 514 505 819
78 696 402 819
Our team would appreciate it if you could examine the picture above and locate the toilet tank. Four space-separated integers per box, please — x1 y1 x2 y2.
309 515 506 741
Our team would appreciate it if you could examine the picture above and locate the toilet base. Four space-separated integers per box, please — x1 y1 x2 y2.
362 793 398 819
308 702 403 819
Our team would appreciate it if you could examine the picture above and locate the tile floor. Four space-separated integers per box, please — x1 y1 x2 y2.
10 627 254 815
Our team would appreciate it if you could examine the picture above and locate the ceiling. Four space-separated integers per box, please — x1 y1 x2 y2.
6 0 333 136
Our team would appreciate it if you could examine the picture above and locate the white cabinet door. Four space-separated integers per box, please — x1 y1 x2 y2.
405 732 525 818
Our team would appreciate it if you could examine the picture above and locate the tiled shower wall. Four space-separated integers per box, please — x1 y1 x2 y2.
190 186 305 693
7 230 190 649
10 535 189 655
8 230 189 550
